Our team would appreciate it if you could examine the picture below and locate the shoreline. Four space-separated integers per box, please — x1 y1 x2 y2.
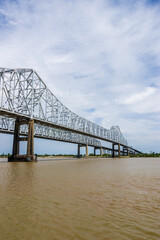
0 156 160 163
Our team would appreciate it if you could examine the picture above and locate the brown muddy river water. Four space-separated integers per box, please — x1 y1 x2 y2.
0 157 160 240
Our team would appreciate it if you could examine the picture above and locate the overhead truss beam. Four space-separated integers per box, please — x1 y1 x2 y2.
0 68 128 146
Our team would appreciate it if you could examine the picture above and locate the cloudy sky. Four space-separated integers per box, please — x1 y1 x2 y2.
0 0 160 154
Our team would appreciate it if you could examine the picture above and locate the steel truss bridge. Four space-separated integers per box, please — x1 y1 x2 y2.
0 68 141 161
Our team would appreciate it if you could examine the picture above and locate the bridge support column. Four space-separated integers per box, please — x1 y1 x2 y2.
86 145 88 157
126 147 129 156
118 143 120 158
112 143 115 158
127 148 129 156
123 147 125 156
27 119 34 156
8 119 36 162
100 147 102 157
12 119 20 156
77 144 81 158
123 147 129 156
94 147 96 156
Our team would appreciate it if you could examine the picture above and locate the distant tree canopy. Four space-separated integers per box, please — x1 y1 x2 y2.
0 153 159 158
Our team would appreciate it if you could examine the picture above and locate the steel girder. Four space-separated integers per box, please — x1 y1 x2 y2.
0 68 127 146
0 116 101 147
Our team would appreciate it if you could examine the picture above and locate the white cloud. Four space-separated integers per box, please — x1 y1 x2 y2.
0 0 160 153
115 86 157 104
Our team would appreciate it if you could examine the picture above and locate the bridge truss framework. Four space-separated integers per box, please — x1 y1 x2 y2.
0 68 141 161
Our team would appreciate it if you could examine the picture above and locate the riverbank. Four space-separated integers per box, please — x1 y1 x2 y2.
0 152 160 159
0 156 160 163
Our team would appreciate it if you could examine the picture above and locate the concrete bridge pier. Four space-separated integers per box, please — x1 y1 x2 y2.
123 147 125 156
127 148 129 156
123 147 129 156
112 143 115 158
27 119 34 157
94 147 102 156
77 144 88 157
94 147 98 156
94 147 96 156
77 144 81 158
12 119 20 156
112 143 121 158
100 147 102 157
118 143 120 157
8 119 37 162
86 145 88 157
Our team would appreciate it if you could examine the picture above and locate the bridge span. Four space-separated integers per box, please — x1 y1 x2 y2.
0 68 141 161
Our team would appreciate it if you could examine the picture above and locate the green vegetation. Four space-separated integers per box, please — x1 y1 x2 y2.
31 152 160 158
0 153 159 158
37 154 78 158
0 153 10 158
130 152 160 158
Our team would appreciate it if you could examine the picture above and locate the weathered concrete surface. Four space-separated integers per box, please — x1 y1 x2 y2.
8 154 37 162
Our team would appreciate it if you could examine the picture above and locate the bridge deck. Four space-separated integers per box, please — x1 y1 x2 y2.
0 109 141 153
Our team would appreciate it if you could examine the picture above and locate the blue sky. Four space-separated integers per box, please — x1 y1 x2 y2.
0 0 160 154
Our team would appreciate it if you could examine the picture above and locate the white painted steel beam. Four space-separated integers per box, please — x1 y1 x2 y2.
0 68 127 146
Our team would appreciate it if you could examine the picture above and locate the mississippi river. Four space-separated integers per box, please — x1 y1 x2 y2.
0 157 160 240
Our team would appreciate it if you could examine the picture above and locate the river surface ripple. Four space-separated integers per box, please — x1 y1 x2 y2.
0 157 160 240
